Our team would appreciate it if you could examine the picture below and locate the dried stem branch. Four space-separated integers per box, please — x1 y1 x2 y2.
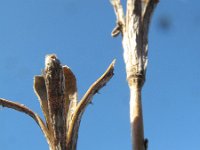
110 0 125 37
67 60 115 150
111 0 158 150
0 98 52 146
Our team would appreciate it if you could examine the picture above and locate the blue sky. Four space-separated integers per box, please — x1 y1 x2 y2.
0 0 200 150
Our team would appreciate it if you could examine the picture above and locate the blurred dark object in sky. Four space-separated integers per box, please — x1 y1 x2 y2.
156 15 172 32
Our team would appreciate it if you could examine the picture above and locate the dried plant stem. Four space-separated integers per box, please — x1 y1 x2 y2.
129 79 144 150
111 0 158 149
66 59 115 150
0 54 115 150
0 98 52 147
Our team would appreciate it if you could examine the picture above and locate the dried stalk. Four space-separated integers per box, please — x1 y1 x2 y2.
0 98 53 148
110 0 158 150
66 59 115 150
0 54 115 150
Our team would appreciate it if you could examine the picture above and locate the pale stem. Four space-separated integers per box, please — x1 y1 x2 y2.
130 83 145 150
